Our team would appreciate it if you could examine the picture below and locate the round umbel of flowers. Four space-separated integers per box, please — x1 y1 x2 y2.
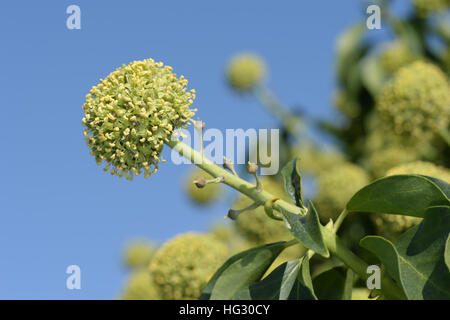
413 0 450 18
184 168 222 205
149 233 229 300
315 162 370 222
82 59 197 180
121 269 160 300
226 53 266 92
376 61 450 144
379 41 417 74
123 240 157 269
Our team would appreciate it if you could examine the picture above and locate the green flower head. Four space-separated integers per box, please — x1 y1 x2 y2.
376 61 450 143
82 59 197 180
315 163 370 222
184 169 222 205
149 233 229 299
413 0 449 18
123 240 157 269
367 145 418 178
379 41 418 74
226 53 266 92
121 269 160 300
385 161 450 183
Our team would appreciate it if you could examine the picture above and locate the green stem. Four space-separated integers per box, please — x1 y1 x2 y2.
321 227 406 300
166 138 406 300
253 85 303 136
333 209 348 233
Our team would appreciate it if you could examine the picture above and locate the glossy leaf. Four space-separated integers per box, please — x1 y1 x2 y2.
346 175 450 217
360 206 450 300
279 200 329 257
199 242 287 300
281 158 304 208
233 256 317 300
312 266 353 300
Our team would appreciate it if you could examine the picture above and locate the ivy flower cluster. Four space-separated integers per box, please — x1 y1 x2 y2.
376 61 450 144
149 233 229 300
82 59 197 180
226 53 266 92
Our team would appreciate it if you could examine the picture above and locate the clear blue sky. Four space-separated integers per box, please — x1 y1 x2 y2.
0 1 407 299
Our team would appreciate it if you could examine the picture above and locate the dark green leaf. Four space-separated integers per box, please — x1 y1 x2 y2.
346 175 450 217
281 158 304 208
360 206 450 299
233 256 317 300
199 242 287 300
312 266 353 300
279 200 329 257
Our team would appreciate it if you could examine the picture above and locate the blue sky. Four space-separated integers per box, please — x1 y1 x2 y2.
0 1 406 299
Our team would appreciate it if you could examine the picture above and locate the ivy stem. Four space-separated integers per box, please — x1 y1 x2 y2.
333 209 348 233
321 226 406 300
166 138 406 300
253 85 303 137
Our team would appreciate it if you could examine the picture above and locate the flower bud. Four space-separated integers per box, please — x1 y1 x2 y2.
193 176 207 189
247 162 259 174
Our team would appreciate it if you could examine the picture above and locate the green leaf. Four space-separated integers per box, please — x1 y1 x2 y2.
281 158 304 208
346 175 450 217
199 242 287 300
360 206 450 299
233 256 317 300
279 200 329 257
312 266 353 300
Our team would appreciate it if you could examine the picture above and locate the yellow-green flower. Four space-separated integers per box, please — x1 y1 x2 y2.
367 145 418 178
379 41 418 74
315 163 370 222
386 161 450 182
82 59 196 180
149 233 229 299
294 143 346 175
226 53 266 92
121 269 160 300
184 169 222 204
333 90 360 118
123 240 157 269
413 0 449 17
376 61 450 144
